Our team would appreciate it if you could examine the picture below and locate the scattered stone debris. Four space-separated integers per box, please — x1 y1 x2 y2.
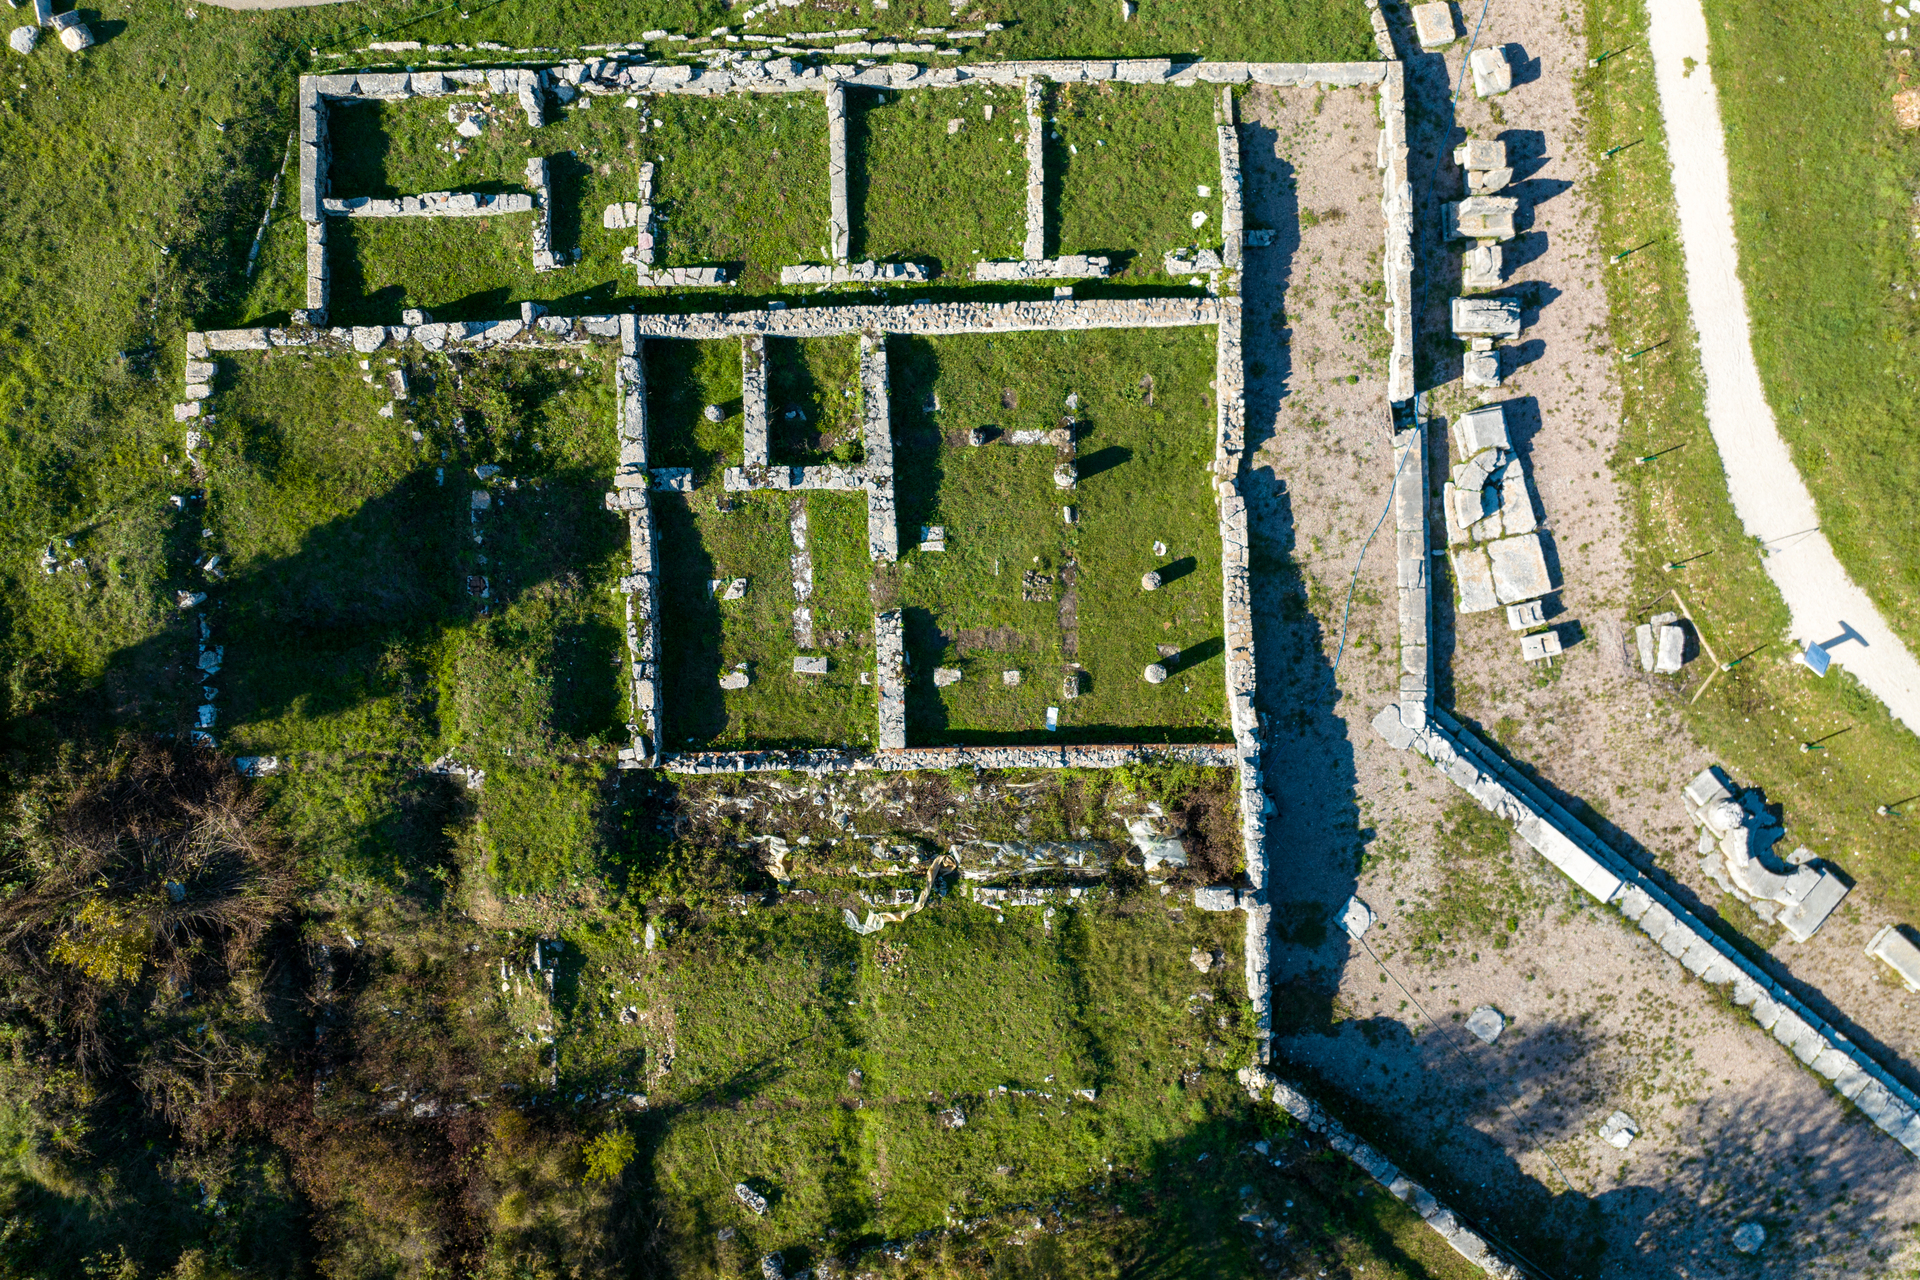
933 667 962 688
1598 1110 1638 1150
720 665 751 691
1684 767 1850 941
1464 1005 1505 1045
734 1183 769 1216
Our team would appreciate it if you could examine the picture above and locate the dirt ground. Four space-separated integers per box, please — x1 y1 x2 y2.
1238 9 1920 1276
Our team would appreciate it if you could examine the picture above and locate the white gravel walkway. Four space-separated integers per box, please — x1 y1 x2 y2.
1648 0 1920 735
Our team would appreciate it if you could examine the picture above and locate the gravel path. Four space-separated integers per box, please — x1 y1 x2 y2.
1648 0 1920 735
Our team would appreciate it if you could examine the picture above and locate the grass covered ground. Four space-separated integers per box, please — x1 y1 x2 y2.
645 328 1227 748
209 345 626 891
1581 0 1920 931
248 76 1245 322
0 2 1384 1276
891 328 1228 744
1695 0 1920 652
1052 81 1224 278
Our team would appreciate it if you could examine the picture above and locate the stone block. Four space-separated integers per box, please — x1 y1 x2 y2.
720 668 750 691
1615 884 1654 922
1451 296 1522 338
1192 886 1238 912
1867 924 1920 992
1411 1 1457 47
1638 902 1678 945
1454 139 1509 172
1470 44 1513 97
1464 1005 1504 1044
1449 546 1499 613
1468 166 1513 195
1463 348 1501 388
1487 533 1552 604
1519 630 1561 663
1506 600 1545 631
1778 871 1850 942
1454 403 1510 455
1443 196 1519 242
1653 624 1685 674
793 655 828 675
1463 243 1503 289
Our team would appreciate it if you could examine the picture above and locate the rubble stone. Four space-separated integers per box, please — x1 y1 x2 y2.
1144 662 1168 684
1465 1005 1505 1044
933 667 962 687
9 25 37 54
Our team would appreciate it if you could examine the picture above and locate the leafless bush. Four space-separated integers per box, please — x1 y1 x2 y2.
0 737 297 1075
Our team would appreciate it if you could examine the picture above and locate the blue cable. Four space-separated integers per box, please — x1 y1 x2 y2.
1331 428 1418 683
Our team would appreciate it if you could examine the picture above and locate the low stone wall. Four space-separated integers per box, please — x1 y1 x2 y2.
661 742 1237 774
321 191 534 217
874 610 906 750
1371 702 1920 1159
1022 77 1046 259
825 83 850 261
859 333 897 563
741 334 769 467
1377 61 1415 407
781 261 930 284
612 314 662 764
1241 1067 1524 1278
1216 88 1244 271
970 255 1109 282
526 157 558 270
193 296 1221 358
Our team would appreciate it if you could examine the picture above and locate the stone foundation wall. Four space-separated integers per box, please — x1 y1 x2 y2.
858 333 897 563
1371 701 1920 1159
612 314 662 764
1378 61 1415 407
661 742 1237 774
1241 1067 1524 1278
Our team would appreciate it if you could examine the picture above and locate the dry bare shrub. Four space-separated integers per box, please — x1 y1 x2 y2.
0 737 297 1075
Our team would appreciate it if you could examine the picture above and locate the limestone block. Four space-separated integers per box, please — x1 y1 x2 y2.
1653 623 1685 674
1487 533 1553 604
1454 403 1510 455
1449 546 1499 613
1470 45 1513 97
1778 871 1850 942
1463 243 1503 290
1451 296 1523 339
1411 1 1457 47
1506 600 1545 631
1867 924 1920 992
29 0 49 25
1468 166 1513 195
1462 348 1501 388
1464 1005 1504 1044
1192 886 1238 912
1454 139 1508 171
9 24 36 53
719 668 750 691
1443 196 1519 242
793 655 828 675
1615 884 1654 922
1499 471 1538 535
933 667 962 688
1519 630 1561 663
1638 901 1678 946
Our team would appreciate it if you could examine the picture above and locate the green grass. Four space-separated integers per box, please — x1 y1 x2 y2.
890 329 1229 744
852 84 1027 271
1698 0 1920 653
1053 81 1223 278
205 346 626 890
1583 0 1920 929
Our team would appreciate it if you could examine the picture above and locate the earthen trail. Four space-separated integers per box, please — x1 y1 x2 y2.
1648 0 1920 735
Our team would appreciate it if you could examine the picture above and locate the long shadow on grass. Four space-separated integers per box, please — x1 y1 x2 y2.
653 493 730 746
